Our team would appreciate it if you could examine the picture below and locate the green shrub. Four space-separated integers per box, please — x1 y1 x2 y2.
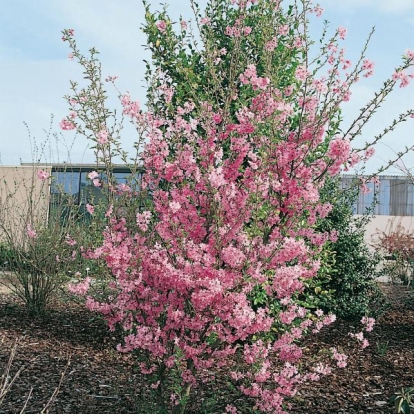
314 177 388 320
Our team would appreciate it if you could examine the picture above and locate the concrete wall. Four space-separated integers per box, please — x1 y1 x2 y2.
0 165 51 244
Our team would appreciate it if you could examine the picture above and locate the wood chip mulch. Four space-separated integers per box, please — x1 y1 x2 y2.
0 284 413 413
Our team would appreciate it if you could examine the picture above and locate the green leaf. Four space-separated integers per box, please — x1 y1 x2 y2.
401 400 411 414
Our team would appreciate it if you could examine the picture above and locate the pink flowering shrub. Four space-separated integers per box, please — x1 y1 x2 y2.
60 0 414 411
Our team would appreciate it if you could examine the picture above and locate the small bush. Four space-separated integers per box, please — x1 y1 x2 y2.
376 222 414 287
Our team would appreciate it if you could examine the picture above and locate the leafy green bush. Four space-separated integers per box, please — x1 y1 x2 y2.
314 177 388 320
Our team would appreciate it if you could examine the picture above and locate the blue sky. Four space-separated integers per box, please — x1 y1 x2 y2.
0 0 413 174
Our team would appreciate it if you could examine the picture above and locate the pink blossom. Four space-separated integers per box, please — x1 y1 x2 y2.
62 29 74 42
331 347 347 368
405 49 414 59
200 17 211 26
327 138 350 158
364 147 375 159
213 113 222 124
180 20 188 30
314 363 331 375
342 59 352 70
361 316 375 332
362 59 375 77
59 118 76 131
121 93 141 119
392 70 410 87
225 405 238 414
265 37 278 52
88 171 99 180
37 169 50 181
361 339 369 349
323 314 337 325
278 25 289 36
284 85 293 96
294 36 303 48
295 65 309 82
117 183 131 193
156 20 167 33
65 234 77 246
327 42 337 53
222 245 246 268
86 204 94 214
68 53 74 61
68 277 91 296
97 130 109 144
392 71 402 81
158 83 174 104
136 211 151 232
26 223 37 239
208 167 226 188
105 205 113 217
338 26 347 40
169 201 181 213
313 6 324 17
400 72 410 88
351 331 364 341
369 176 380 185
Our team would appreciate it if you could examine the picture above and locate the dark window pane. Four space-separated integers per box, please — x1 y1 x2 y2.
50 170 81 206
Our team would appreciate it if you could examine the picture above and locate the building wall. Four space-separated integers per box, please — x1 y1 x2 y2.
358 215 414 250
0 165 51 243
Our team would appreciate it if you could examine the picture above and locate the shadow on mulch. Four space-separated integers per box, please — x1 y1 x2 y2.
0 285 412 413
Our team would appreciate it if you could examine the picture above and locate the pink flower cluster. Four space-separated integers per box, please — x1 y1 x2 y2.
97 129 109 144
362 59 375 78
156 20 167 33
37 169 50 181
59 118 76 131
225 17 252 37
87 171 101 187
331 347 348 368
26 223 37 239
392 69 413 88
68 277 91 296
239 64 270 90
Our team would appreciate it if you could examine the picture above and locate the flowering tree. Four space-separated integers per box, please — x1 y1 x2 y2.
61 0 414 411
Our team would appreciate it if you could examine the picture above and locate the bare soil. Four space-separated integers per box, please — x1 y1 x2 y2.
0 284 412 413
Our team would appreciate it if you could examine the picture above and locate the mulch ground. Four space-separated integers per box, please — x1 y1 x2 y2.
0 284 412 413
